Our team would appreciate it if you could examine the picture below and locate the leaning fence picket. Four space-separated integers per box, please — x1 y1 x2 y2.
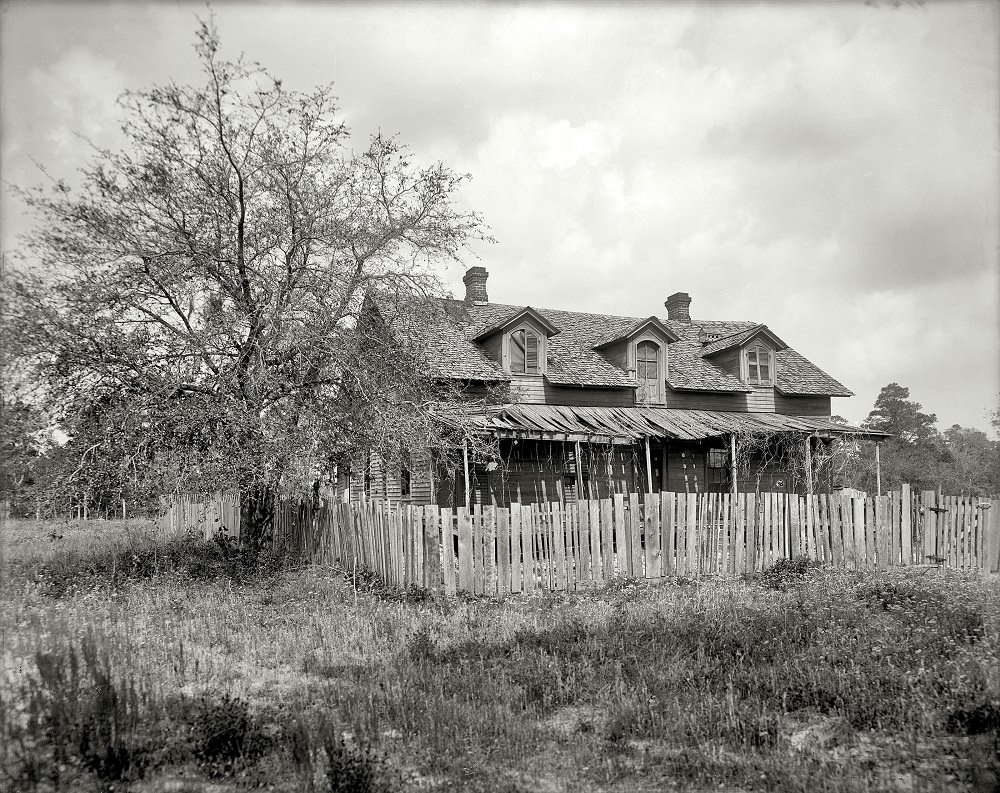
740 493 754 574
900 483 912 565
965 497 975 569
920 490 935 565
661 492 675 578
496 507 509 594
643 494 659 579
169 486 1000 594
600 498 614 582
456 507 472 591
588 498 602 585
683 493 697 576
988 500 1000 573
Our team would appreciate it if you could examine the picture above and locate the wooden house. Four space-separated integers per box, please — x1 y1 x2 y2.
345 266 886 506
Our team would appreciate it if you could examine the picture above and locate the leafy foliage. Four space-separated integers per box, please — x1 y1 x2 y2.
35 530 286 597
1 636 158 789
756 555 820 590
833 383 1000 495
3 18 493 537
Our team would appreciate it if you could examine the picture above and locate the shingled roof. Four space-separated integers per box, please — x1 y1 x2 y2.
376 296 851 397
700 324 788 357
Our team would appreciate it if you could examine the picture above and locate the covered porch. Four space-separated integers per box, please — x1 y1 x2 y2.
440 405 889 508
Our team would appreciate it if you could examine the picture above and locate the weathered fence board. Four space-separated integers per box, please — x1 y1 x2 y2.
163 488 1000 594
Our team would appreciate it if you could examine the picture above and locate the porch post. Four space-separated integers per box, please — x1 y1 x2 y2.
574 439 585 501
730 434 738 496
644 436 654 494
804 434 814 495
463 440 471 509
875 441 882 497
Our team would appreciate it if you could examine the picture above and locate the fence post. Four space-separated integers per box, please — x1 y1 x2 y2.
422 505 440 591
920 490 936 565
852 494 866 568
988 499 1000 574
900 483 912 565
661 492 675 578
553 502 568 591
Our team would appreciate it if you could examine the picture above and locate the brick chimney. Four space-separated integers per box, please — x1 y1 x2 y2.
463 266 489 303
665 292 692 322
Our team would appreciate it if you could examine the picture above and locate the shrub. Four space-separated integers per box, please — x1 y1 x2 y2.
286 717 397 793
1 635 159 790
36 532 286 597
343 564 434 604
757 556 820 590
171 692 271 777
946 700 1000 735
325 737 395 793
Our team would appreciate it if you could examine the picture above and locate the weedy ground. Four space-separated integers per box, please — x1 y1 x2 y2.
1 517 998 792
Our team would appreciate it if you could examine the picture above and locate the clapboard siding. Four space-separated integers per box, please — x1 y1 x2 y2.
409 449 433 505
663 388 749 411
509 374 547 403
774 393 832 417
666 448 707 493
544 383 634 407
746 386 776 413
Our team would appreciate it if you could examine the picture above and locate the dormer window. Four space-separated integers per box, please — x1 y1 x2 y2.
509 326 543 375
744 343 773 385
636 341 659 401
630 337 665 403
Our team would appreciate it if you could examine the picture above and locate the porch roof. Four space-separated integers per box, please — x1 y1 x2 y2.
455 404 890 443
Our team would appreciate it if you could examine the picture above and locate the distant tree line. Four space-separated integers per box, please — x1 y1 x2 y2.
832 383 1000 497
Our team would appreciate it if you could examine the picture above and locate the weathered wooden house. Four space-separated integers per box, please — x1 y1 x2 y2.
346 267 884 506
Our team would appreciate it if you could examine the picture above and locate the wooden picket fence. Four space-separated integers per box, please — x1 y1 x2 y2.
265 486 1000 594
158 492 241 540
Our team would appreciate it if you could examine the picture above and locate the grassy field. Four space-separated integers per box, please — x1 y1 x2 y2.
1 517 998 792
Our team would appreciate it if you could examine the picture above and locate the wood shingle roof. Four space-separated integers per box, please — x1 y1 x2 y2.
380 297 852 397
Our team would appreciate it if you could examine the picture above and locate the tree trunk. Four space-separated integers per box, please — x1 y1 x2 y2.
240 484 276 556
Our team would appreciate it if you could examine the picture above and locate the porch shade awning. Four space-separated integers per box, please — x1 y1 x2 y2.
452 404 890 443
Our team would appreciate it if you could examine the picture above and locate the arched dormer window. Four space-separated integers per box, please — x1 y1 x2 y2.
509 327 542 375
744 343 773 385
636 339 661 403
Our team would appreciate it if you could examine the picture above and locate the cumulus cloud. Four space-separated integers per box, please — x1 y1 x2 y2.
1 1 996 431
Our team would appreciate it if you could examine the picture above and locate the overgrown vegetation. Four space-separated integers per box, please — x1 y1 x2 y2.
2 518 998 791
25 529 287 598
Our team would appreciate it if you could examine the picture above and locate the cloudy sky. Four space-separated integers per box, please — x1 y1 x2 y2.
2 1 998 433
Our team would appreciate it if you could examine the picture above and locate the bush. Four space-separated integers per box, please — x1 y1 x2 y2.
169 692 271 777
37 532 286 597
343 564 434 604
1 636 159 790
286 717 397 793
757 556 820 590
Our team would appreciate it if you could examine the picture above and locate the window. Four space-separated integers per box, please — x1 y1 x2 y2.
745 344 773 385
509 327 542 374
400 457 411 498
636 340 660 402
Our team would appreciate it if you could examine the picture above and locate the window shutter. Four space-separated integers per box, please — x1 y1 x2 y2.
759 350 770 383
510 330 525 373
525 332 539 373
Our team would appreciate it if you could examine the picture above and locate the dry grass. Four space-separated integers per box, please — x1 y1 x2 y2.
1 517 998 792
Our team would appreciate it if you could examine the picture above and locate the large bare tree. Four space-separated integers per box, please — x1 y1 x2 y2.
4 21 491 541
